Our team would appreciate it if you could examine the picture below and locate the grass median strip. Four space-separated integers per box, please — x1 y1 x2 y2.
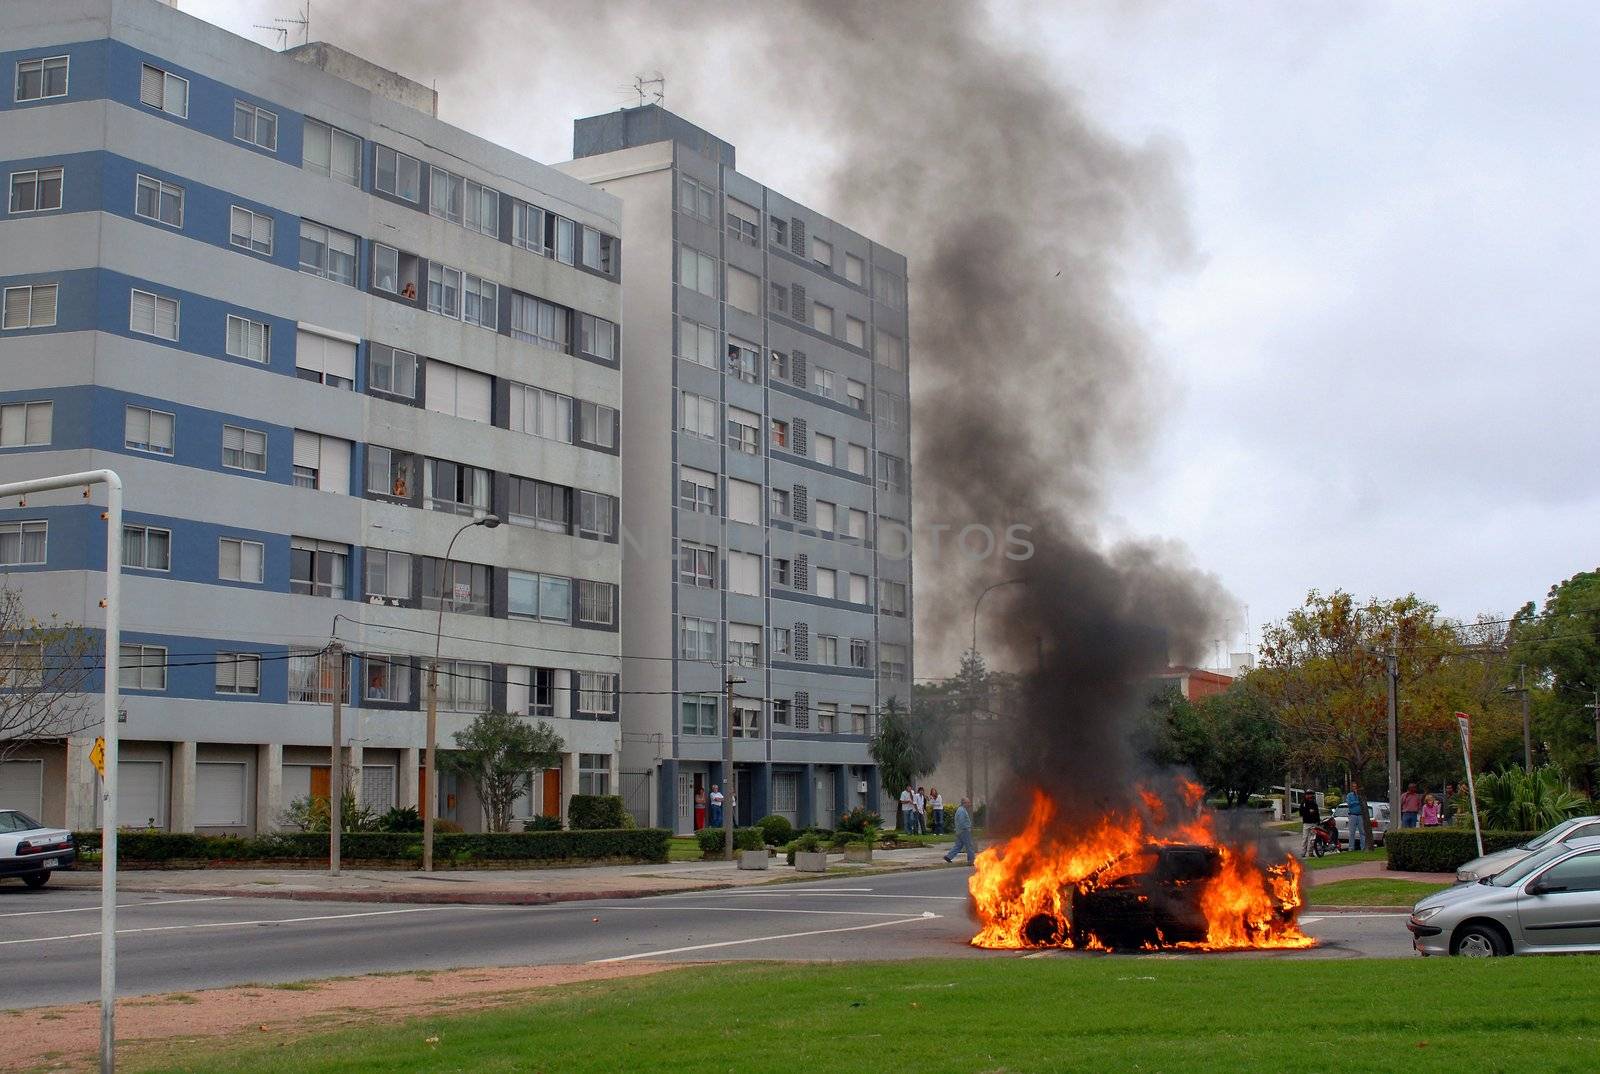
1307 878 1451 906
122 956 1600 1074
1304 847 1387 870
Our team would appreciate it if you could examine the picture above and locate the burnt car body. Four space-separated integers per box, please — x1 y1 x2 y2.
1069 843 1221 949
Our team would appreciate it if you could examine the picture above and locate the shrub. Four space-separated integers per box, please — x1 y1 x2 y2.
522 814 562 832
836 807 882 834
735 827 765 851
1385 828 1538 873
830 830 863 849
568 794 630 830
785 832 824 865
756 814 795 847
433 818 464 834
1467 767 1590 831
376 806 422 833
696 826 727 855
72 829 671 865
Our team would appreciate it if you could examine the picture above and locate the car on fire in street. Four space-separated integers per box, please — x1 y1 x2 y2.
1454 815 1600 883
1408 836 1600 956
0 809 77 888
1064 843 1236 949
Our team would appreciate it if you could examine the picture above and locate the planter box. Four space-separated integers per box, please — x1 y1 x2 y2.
794 851 829 873
738 849 770 871
842 845 873 863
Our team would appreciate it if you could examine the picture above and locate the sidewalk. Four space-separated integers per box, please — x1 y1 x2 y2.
1304 859 1455 886
51 845 957 905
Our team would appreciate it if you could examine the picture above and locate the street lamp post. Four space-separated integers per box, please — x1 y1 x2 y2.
966 579 1025 804
1503 664 1532 774
422 514 500 873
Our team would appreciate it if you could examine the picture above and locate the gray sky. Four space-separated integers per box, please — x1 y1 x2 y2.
183 0 1600 658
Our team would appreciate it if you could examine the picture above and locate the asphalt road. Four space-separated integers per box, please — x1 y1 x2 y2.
0 867 1415 1010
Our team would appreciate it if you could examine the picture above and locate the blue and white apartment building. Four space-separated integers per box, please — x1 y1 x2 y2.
0 0 627 833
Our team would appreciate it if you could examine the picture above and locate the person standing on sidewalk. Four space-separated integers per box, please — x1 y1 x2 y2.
1400 783 1423 829
1299 792 1322 857
899 785 915 832
944 797 976 865
912 786 927 835
1345 782 1367 851
709 784 724 828
929 788 945 834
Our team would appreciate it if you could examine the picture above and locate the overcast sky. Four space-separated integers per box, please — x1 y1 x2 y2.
183 0 1600 660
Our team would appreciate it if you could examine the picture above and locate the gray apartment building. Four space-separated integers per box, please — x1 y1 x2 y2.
559 108 914 834
0 0 625 833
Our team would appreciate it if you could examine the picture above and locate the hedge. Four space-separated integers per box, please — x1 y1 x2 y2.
73 828 670 865
694 826 764 855
1385 828 1536 873
567 794 631 830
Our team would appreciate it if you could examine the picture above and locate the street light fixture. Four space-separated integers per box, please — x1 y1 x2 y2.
422 514 501 873
965 578 1025 803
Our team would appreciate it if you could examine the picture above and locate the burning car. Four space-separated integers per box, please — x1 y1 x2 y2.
1065 843 1227 949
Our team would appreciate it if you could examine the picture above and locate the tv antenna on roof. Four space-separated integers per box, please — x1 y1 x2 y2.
632 72 665 108
255 1 311 50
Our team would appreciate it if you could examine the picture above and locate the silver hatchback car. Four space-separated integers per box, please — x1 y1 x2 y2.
1409 836 1600 956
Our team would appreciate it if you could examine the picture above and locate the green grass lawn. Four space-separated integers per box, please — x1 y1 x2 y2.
664 836 702 862
1308 877 1451 906
124 957 1600 1074
1304 847 1388 870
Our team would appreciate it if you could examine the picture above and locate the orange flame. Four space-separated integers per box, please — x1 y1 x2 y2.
968 785 1314 952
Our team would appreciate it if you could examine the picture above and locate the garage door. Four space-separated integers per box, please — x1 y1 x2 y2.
196 762 247 826
112 760 165 829
0 760 44 818
360 765 395 813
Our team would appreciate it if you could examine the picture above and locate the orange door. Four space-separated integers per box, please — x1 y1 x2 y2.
542 767 562 818
310 766 331 803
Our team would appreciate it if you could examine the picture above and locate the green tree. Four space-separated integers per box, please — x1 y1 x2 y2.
870 697 944 829
441 711 564 833
1151 684 1283 807
1510 570 1600 791
1 585 99 762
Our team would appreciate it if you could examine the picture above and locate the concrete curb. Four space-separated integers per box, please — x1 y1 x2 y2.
1306 905 1413 913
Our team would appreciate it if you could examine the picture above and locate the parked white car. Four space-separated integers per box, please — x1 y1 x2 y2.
1456 816 1600 883
0 809 76 888
1332 802 1391 847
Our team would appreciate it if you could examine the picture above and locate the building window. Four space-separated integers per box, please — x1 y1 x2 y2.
812 303 835 336
299 221 358 285
879 643 909 681
511 201 547 254
122 524 171 571
119 644 167 691
726 198 760 246
817 703 838 734
850 638 870 670
374 145 421 202
878 452 908 494
289 652 343 704
295 329 357 389
577 490 617 541
770 418 789 450
771 698 791 727
678 245 716 297
875 329 905 371
508 383 574 443
817 569 836 600
290 539 348 598
769 215 788 246
123 405 174 455
811 236 833 267
577 580 615 626
849 573 870 604
366 655 413 703
420 558 492 617
846 509 869 541
679 542 716 589
365 549 412 602
424 458 491 516
215 653 261 695
770 487 791 520
679 176 715 222
529 667 556 717
129 289 179 340
578 753 611 794
15 56 69 101
730 702 762 739
577 313 616 361
225 315 270 363
292 431 350 493
507 570 572 623
437 660 490 712
815 368 836 399
679 617 717 662
576 673 616 719
303 118 360 185
771 558 791 587
576 401 617 450
770 627 792 659
466 179 500 235
726 267 760 315
579 226 616 274
728 623 762 667
0 521 47 566
219 537 264 584
816 500 836 533
848 443 869 476
680 693 718 736
724 407 758 455
851 705 871 735
727 338 759 383
368 344 417 399
2 284 57 330
678 466 716 514
817 634 840 666
880 579 908 618
9 167 63 213
506 477 569 533
133 175 183 227
229 206 273 255
463 274 498 330
138 64 188 117
679 392 719 441
845 253 865 285
727 479 760 526
678 317 717 367
0 400 52 448
875 389 905 433
221 424 266 472
725 549 759 595
233 101 277 150
845 318 867 349
510 293 569 351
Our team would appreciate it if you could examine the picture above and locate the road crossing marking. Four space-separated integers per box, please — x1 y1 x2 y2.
587 904 933 918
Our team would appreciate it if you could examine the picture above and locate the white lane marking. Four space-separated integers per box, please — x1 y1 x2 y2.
1300 913 1409 923
586 905 927 919
0 896 233 920
686 892 968 902
656 887 874 898
590 914 942 963
0 904 485 947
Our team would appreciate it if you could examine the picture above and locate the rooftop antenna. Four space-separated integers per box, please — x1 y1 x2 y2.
632 72 665 108
255 1 311 50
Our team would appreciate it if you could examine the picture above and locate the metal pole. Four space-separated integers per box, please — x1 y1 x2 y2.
99 475 123 1074
1519 665 1532 773
328 641 344 876
722 668 739 860
966 579 1024 805
1385 634 1400 831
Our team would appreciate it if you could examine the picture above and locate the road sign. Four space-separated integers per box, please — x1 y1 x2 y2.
89 736 106 778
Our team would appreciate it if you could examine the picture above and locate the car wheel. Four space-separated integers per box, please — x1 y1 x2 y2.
1452 923 1508 958
22 871 50 889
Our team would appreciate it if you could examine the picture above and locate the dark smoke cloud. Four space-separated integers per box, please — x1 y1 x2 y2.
311 0 1234 827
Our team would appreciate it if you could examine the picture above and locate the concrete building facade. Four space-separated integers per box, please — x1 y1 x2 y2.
0 0 625 833
559 107 914 834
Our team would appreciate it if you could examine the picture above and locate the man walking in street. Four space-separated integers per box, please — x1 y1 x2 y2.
944 796 977 865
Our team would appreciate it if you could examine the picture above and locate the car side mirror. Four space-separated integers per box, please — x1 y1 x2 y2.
1528 882 1567 896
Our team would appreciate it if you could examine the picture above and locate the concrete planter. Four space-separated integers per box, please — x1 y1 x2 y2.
794 851 829 873
738 849 770 871
842 845 873 863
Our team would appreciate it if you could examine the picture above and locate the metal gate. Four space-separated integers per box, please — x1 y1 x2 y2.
621 769 651 828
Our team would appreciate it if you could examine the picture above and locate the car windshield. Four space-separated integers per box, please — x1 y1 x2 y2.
0 810 42 833
1522 821 1581 852
1490 844 1571 888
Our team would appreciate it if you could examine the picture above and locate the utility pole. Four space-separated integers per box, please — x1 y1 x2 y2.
1519 665 1532 773
1589 690 1599 773
328 641 344 877
722 666 744 860
423 660 438 872
1380 630 1400 826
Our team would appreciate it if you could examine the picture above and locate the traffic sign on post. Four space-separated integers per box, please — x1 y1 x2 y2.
90 737 106 779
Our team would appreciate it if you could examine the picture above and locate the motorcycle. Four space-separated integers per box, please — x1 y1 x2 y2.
1307 816 1340 857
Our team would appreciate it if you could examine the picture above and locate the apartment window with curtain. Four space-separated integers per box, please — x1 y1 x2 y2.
507 570 572 623
0 521 47 566
233 101 277 150
510 293 569 351
678 245 716 297
289 651 344 704
290 539 348 598
374 145 422 202
438 660 491 712
577 401 617 450
423 458 491 516
577 580 615 626
225 315 269 363
678 542 716 588
122 524 170 571
508 383 574 443
365 549 412 602
576 675 616 719
220 424 266 472
679 617 717 661
577 313 616 361
299 221 357 285
303 118 360 185
420 558 491 616
218 537 264 584
680 694 718 736
577 491 617 540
